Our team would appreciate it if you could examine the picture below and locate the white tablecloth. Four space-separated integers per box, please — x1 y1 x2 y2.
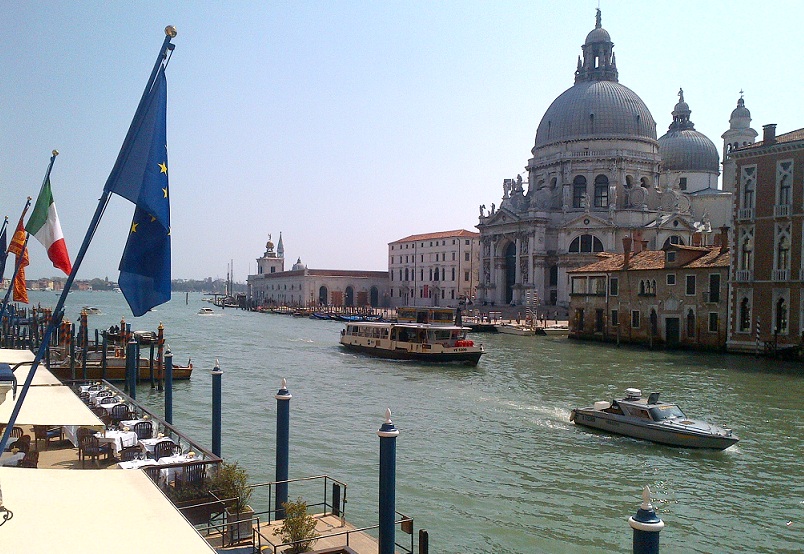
0 451 24 466
139 437 176 455
96 430 138 456
119 419 154 438
119 453 197 485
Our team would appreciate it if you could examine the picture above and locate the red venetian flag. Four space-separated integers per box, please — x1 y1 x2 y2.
7 215 29 304
25 176 72 275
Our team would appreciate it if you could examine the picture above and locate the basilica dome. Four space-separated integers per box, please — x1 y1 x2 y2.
534 81 657 149
657 90 719 172
533 10 656 150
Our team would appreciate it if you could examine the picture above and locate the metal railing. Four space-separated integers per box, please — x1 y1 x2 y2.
737 207 754 220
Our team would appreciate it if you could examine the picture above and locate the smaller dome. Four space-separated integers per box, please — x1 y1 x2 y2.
266 240 274 250
658 130 719 172
729 96 752 130
585 27 610 44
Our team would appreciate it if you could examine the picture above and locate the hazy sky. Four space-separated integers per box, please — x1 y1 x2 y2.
2 1 802 282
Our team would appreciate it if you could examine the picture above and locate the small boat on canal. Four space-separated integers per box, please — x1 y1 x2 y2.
197 307 214 315
340 321 484 365
570 388 739 450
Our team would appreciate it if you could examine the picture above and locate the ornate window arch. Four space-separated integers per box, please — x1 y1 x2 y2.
569 234 604 253
739 297 751 332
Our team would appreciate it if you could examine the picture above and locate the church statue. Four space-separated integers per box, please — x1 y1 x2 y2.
479 204 486 217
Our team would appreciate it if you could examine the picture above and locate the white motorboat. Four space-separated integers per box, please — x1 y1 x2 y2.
570 388 739 450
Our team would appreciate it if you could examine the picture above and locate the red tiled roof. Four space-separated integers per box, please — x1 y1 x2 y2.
736 127 804 151
568 247 729 273
391 229 479 243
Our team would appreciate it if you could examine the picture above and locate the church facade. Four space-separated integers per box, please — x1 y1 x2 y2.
476 10 752 311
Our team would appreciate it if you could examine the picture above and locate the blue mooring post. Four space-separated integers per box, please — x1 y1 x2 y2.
164 349 173 424
629 485 664 554
126 338 137 400
275 378 291 520
378 408 400 554
211 359 222 457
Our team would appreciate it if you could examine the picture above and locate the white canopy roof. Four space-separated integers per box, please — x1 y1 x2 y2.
0 467 216 552
0 349 102 428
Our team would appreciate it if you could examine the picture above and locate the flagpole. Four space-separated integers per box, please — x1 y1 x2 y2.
0 197 33 322
0 217 8 242
0 27 178 454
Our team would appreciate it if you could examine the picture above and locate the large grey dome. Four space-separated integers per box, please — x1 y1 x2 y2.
534 80 657 149
657 89 719 172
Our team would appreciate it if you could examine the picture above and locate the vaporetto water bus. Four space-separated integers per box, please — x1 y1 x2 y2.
339 321 484 365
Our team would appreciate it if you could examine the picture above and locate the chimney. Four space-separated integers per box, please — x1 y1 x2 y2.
692 232 702 247
622 236 632 269
641 240 649 252
719 226 729 254
763 124 777 145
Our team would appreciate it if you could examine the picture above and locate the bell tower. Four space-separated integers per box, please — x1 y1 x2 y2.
721 92 758 192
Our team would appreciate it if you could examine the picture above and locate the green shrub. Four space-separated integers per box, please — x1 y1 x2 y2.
273 497 319 553
209 460 252 514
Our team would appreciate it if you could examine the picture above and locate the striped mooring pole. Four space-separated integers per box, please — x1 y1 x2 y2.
629 485 664 554
275 378 292 519
378 408 400 554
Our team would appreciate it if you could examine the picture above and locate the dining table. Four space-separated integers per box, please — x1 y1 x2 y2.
118 453 199 485
96 429 138 456
119 419 153 438
138 436 177 456
0 451 24 467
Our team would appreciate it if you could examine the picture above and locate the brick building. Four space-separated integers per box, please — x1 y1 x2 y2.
727 125 804 354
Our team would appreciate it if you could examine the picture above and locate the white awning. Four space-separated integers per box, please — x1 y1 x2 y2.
0 349 62 386
0 381 103 428
0 467 216 552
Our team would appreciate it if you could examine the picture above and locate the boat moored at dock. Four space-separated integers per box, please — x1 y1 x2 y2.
570 388 739 450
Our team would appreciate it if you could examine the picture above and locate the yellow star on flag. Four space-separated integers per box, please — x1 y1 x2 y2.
159 162 167 174
130 222 138 233
163 187 168 198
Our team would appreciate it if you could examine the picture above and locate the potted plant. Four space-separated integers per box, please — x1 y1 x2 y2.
210 461 254 543
273 497 319 553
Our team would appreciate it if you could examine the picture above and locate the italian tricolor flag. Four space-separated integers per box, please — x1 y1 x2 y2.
25 177 72 275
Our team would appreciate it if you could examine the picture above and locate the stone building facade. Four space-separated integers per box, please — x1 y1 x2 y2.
388 229 480 308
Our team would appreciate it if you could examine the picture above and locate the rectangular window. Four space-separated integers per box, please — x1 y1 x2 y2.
609 277 619 296
590 276 606 295
465 240 470 245
667 251 676 263
611 309 619 326
465 252 470 261
685 275 696 296
452 252 456 261
595 309 604 332
573 183 585 208
631 310 640 328
594 184 608 208
464 271 470 282
571 277 587 295
667 274 676 285
708 312 719 333
708 274 721 302
679 177 687 190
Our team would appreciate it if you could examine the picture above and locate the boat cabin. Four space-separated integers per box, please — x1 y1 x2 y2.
396 307 456 325
343 323 470 347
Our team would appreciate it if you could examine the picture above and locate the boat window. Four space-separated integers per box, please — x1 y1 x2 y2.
649 405 686 421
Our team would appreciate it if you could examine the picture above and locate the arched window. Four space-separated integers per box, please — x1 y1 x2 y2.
663 235 684 248
593 175 609 208
686 309 696 338
569 234 604 253
640 177 650 188
651 280 657 294
739 298 751 332
639 280 646 295
573 176 587 208
625 175 634 188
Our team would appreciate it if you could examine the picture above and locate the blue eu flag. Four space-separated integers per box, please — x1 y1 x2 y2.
105 68 171 316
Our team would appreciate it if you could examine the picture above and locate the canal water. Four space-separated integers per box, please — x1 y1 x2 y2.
27 291 803 553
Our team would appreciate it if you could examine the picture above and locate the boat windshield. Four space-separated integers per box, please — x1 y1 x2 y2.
649 405 686 421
